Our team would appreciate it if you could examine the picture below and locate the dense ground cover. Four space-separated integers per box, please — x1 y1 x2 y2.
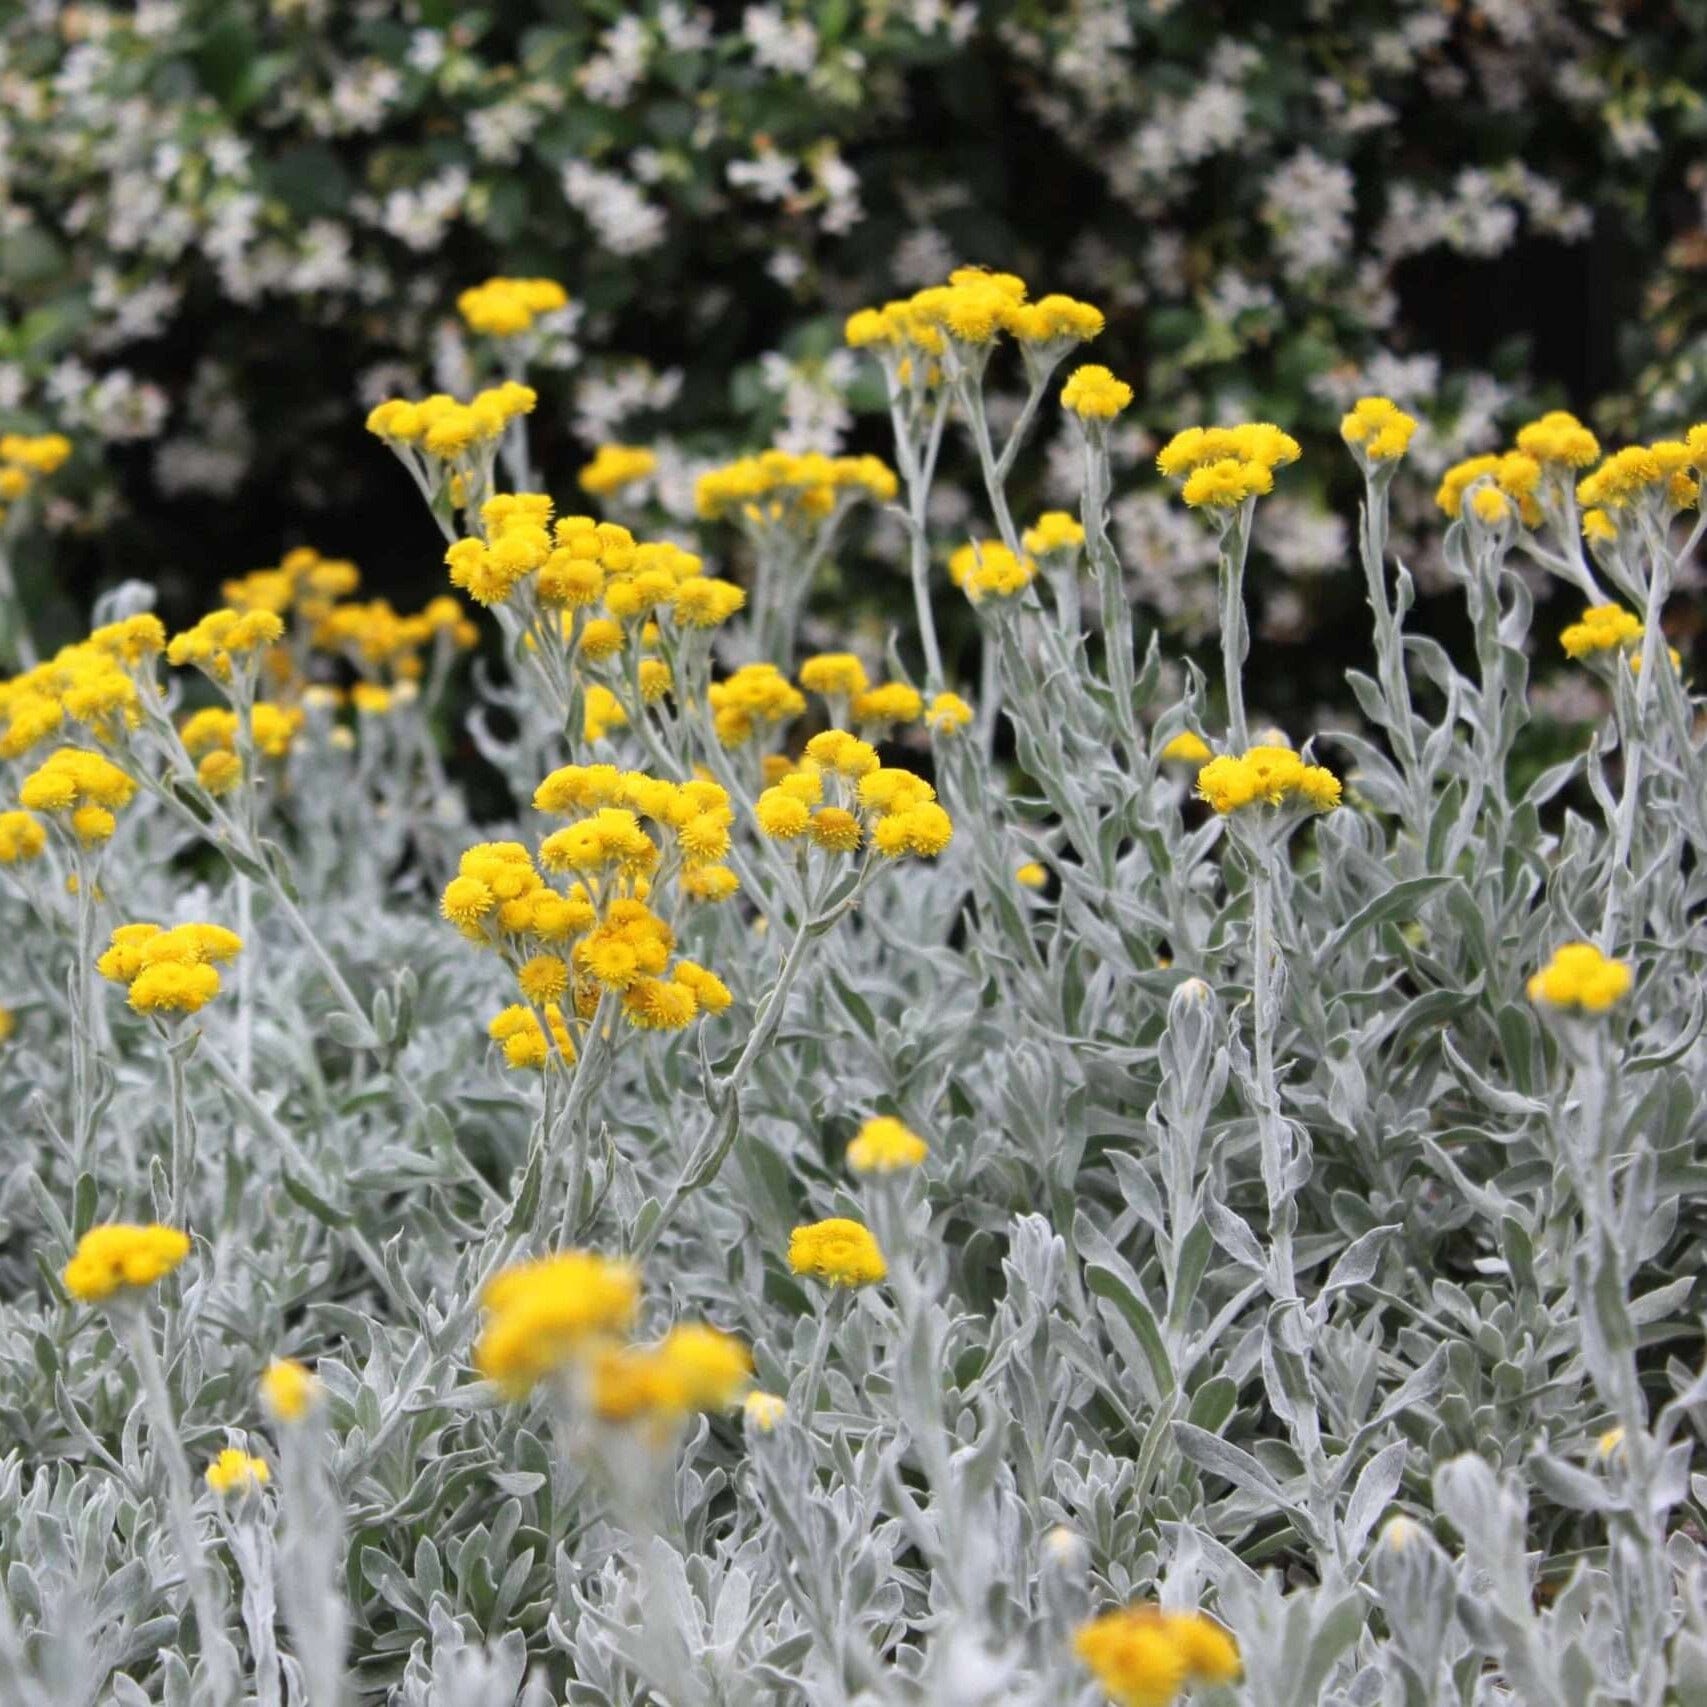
1 264 1706 1705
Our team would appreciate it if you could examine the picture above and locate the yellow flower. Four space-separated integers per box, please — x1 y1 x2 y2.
1015 861 1048 890
1560 603 1642 660
1516 410 1600 469
1159 730 1212 765
799 653 871 698
744 1391 788 1432
1023 511 1086 556
756 789 811 840
1527 942 1631 1014
62 1223 190 1303
846 1116 928 1174
926 692 974 735
127 961 221 1015
947 539 1036 602
474 1250 641 1394
260 1358 322 1423
0 810 47 864
205 1449 271 1496
457 276 568 337
788 1218 887 1288
1157 424 1300 478
578 444 656 497
651 1324 752 1411
1469 486 1510 525
851 682 924 726
1060 364 1133 421
0 1007 13 1044
1340 395 1417 462
1194 747 1340 815
1435 454 1501 518
1181 458 1273 509
19 747 137 814
1581 507 1616 544
1074 1606 1240 1707
1596 1426 1626 1461
1576 445 1663 511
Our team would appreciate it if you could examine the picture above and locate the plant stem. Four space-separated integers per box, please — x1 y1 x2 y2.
120 1307 239 1703
1217 508 1253 753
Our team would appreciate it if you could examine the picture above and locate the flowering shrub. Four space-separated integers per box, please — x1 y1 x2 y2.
2 261 1707 1707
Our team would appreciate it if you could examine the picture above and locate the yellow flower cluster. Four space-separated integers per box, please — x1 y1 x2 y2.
1560 604 1643 660
0 432 72 518
181 703 303 761
0 809 46 864
754 729 953 860
788 1217 886 1287
456 276 569 338
694 450 898 525
62 1222 190 1303
1440 418 1705 521
948 539 1037 603
1340 395 1418 463
18 747 137 844
1061 364 1134 421
1527 942 1631 1013
0 617 168 759
167 608 286 678
1576 441 1702 513
475 1249 639 1393
311 594 478 678
205 1449 270 1496
708 662 807 746
1194 745 1342 815
1074 1606 1241 1707
474 1247 751 1424
845 267 1105 356
1023 511 1087 556
798 652 871 699
1515 410 1601 469
588 1323 754 1425
223 544 360 619
443 772 737 1061
846 1115 927 1174
849 682 923 728
1158 424 1301 510
366 382 536 462
446 494 744 653
578 444 657 497
96 921 242 1015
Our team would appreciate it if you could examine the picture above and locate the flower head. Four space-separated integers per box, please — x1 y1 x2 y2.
1060 365 1133 422
260 1358 322 1423
1527 943 1631 1014
475 1250 641 1394
63 1223 190 1303
1074 1606 1240 1707
846 1116 928 1174
205 1449 271 1496
1340 395 1418 463
788 1218 887 1288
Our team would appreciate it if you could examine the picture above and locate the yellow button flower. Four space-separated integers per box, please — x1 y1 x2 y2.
788 1218 887 1288
846 1116 928 1174
1527 943 1632 1014
205 1449 271 1496
62 1223 190 1304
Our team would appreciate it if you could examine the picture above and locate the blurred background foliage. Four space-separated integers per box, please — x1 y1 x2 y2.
3 0 1706 727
